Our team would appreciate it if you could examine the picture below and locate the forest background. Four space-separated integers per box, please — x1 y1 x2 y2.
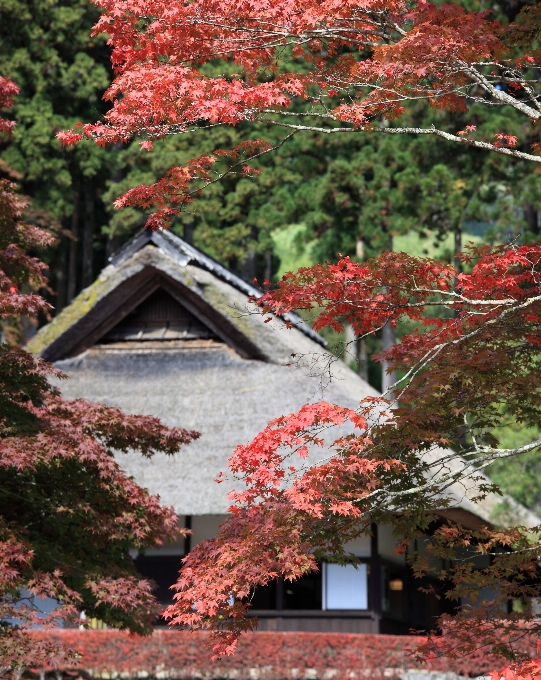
1 0 541 514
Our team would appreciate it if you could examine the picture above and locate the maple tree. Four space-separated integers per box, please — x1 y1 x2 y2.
0 77 198 674
160 243 541 680
2 0 536 310
58 0 541 229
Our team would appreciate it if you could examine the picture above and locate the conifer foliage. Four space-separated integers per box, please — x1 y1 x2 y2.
0 77 199 674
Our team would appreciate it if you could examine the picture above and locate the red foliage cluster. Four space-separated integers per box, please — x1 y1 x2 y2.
0 76 18 134
0 76 199 673
58 0 541 226
260 245 541 373
165 401 402 655
161 244 541 663
27 630 528 679
111 140 272 230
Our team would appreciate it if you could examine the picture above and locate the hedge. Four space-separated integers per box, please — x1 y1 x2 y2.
24 630 523 680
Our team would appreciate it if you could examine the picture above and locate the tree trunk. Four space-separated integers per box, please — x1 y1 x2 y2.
381 322 396 394
454 223 462 274
183 223 195 245
381 233 396 394
344 323 356 362
54 253 67 314
241 227 258 283
241 249 257 281
106 145 126 261
345 324 369 383
67 192 80 302
240 227 259 282
82 183 95 288
358 337 368 383
264 249 272 283
353 237 368 382
105 233 122 261
454 221 467 447
524 203 539 237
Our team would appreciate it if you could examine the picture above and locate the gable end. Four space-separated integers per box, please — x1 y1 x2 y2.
40 268 266 362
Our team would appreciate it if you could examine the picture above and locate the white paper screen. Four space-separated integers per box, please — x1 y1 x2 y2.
324 563 368 610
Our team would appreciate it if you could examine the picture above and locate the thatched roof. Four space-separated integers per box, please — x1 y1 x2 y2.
28 231 538 528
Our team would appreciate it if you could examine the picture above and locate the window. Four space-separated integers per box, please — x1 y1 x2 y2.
250 571 322 611
102 289 217 342
250 580 277 610
323 563 368 610
283 572 322 610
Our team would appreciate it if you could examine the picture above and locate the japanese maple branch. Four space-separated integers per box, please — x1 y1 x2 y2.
383 292 541 402
360 424 541 510
463 61 541 120
258 117 541 162
472 438 541 469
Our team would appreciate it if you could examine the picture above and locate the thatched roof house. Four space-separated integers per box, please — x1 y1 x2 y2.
29 230 378 515
28 230 537 635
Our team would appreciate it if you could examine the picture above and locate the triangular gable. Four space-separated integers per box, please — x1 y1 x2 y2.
110 230 324 346
28 230 326 363
37 264 265 361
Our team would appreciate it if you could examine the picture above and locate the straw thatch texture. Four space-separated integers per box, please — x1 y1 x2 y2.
53 339 377 515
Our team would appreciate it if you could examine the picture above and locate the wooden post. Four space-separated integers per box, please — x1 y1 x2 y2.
371 523 382 631
184 515 192 555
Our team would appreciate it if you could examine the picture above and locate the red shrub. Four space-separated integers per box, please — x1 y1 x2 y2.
25 630 522 679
